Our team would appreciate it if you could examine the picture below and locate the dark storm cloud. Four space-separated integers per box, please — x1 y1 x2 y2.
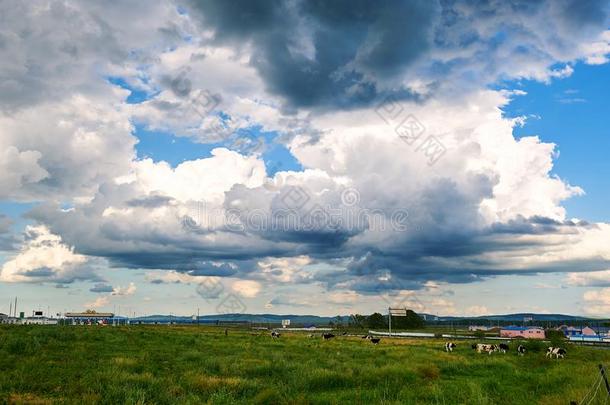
303 212 610 294
15 263 102 285
559 0 608 28
0 214 19 251
489 215 586 235
178 261 241 277
186 0 609 109
187 0 437 108
223 183 377 248
10 0 609 292
22 267 55 278
26 192 610 292
89 283 114 293
267 295 311 307
26 166 610 293
315 244 610 294
126 195 174 208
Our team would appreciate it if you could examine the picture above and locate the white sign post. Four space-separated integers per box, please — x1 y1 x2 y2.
388 307 408 336
281 319 291 328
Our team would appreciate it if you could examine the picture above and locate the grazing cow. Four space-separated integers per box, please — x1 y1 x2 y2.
498 343 509 354
322 333 335 340
271 331 281 338
370 337 381 345
362 334 371 339
474 343 497 354
445 342 457 352
517 345 526 356
546 347 567 359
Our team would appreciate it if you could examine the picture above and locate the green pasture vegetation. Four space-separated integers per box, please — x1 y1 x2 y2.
0 325 608 404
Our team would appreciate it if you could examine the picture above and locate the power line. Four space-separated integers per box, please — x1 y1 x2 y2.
585 378 602 405
579 374 601 405
577 365 610 405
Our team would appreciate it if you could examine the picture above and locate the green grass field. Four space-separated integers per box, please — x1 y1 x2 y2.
1 325 609 404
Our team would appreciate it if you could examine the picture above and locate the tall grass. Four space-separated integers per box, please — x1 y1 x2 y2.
0 325 608 404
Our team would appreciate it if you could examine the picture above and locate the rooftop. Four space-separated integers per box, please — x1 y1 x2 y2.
501 326 544 331
65 312 114 318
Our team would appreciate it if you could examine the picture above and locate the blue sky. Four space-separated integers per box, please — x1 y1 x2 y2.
503 62 610 222
133 123 303 174
1 0 610 319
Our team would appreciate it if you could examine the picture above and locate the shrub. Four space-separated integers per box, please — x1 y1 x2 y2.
473 330 486 339
390 310 425 329
252 388 282 404
367 313 387 329
417 365 440 381
524 339 545 353
545 329 565 347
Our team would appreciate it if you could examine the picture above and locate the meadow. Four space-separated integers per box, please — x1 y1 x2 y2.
1 325 609 404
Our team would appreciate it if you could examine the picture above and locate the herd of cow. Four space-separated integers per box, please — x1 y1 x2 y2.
272 331 380 344
447 342 567 358
466 342 521 355
270 332 567 358
271 331 567 359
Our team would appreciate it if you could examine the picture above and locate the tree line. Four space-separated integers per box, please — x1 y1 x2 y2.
345 310 425 330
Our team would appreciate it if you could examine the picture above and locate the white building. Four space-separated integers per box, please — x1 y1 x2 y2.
19 310 58 325
21 317 58 325
468 325 494 331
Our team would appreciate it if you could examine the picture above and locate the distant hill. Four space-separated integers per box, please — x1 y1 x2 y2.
131 312 606 325
131 313 341 325
421 312 603 322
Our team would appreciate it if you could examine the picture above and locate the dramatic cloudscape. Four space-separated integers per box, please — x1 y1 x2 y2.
1 0 609 317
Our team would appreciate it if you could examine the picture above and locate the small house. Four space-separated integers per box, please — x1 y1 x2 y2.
500 326 545 339
581 326 610 336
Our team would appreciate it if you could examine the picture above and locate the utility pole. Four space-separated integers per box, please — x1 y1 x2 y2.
197 308 200 326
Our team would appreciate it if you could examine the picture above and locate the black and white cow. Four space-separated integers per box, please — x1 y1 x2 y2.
271 331 281 338
362 334 371 339
473 343 497 354
370 337 381 345
498 343 509 354
546 347 567 359
517 345 526 356
445 342 457 352
322 333 335 340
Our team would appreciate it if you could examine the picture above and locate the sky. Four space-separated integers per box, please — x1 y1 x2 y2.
1 0 610 319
